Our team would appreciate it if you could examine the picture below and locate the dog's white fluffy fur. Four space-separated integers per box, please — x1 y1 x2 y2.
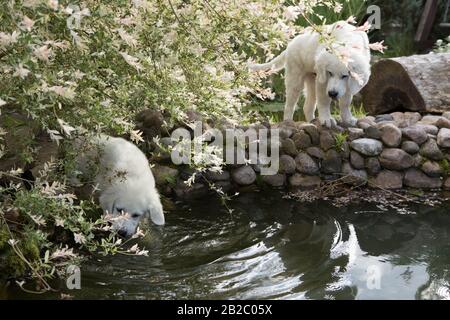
73 135 164 237
250 21 371 127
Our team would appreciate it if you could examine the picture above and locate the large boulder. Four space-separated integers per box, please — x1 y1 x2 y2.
350 138 383 156
295 152 319 175
380 123 402 147
292 131 312 150
437 128 450 148
404 168 442 189
401 141 419 154
281 138 297 156
342 162 368 186
402 126 428 144
379 148 413 170
321 149 342 173
262 174 286 187
297 123 320 145
306 146 324 159
390 111 421 128
279 155 296 174
319 130 335 151
419 139 444 160
421 161 443 177
350 151 365 169
231 166 256 185
347 127 364 141
365 157 381 176
369 170 403 189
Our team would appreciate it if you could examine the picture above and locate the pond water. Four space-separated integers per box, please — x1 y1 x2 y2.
3 191 450 300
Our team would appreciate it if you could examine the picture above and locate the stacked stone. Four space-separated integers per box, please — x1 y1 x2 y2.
356 112 450 190
151 112 450 199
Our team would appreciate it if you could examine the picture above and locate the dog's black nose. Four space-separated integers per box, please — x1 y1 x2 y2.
117 229 128 238
328 90 338 98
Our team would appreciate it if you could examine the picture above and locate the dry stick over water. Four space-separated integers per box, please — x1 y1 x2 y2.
288 173 420 205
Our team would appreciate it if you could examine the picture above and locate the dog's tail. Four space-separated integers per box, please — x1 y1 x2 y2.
248 51 286 72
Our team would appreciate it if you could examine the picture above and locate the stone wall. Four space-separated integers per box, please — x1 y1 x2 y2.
151 111 450 200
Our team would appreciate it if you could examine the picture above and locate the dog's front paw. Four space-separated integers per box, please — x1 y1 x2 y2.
319 117 337 128
341 116 358 128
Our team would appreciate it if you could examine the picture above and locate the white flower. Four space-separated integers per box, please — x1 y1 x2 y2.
204 65 217 75
137 249 149 256
130 129 144 143
33 45 53 62
22 0 40 8
8 239 19 246
73 233 86 244
131 227 145 239
116 28 138 47
73 70 85 80
220 71 234 82
47 129 63 145
334 3 343 13
70 30 88 50
369 41 387 53
13 64 30 79
48 0 59 11
51 246 76 260
64 5 74 15
9 168 23 176
47 86 76 99
116 16 136 26
346 16 357 24
55 218 65 227
284 6 303 21
20 16 35 32
44 40 69 50
100 99 111 107
57 118 76 136
0 31 20 48
355 21 371 32
29 214 46 226
132 0 152 11
171 68 186 82
128 244 139 252
120 52 143 71
246 2 263 16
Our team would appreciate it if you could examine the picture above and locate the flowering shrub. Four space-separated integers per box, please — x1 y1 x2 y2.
0 0 305 136
0 0 386 292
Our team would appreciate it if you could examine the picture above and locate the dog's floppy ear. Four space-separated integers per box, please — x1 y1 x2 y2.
99 190 116 215
147 192 165 226
314 51 328 83
348 57 370 95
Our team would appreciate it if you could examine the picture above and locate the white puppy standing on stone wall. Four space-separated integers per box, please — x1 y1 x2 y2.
71 135 164 237
250 21 371 127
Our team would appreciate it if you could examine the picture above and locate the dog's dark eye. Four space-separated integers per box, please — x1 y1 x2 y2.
131 213 140 219
341 75 349 79
328 71 333 77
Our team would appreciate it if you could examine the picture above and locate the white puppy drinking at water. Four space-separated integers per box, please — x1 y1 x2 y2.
72 135 164 237
250 21 371 127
